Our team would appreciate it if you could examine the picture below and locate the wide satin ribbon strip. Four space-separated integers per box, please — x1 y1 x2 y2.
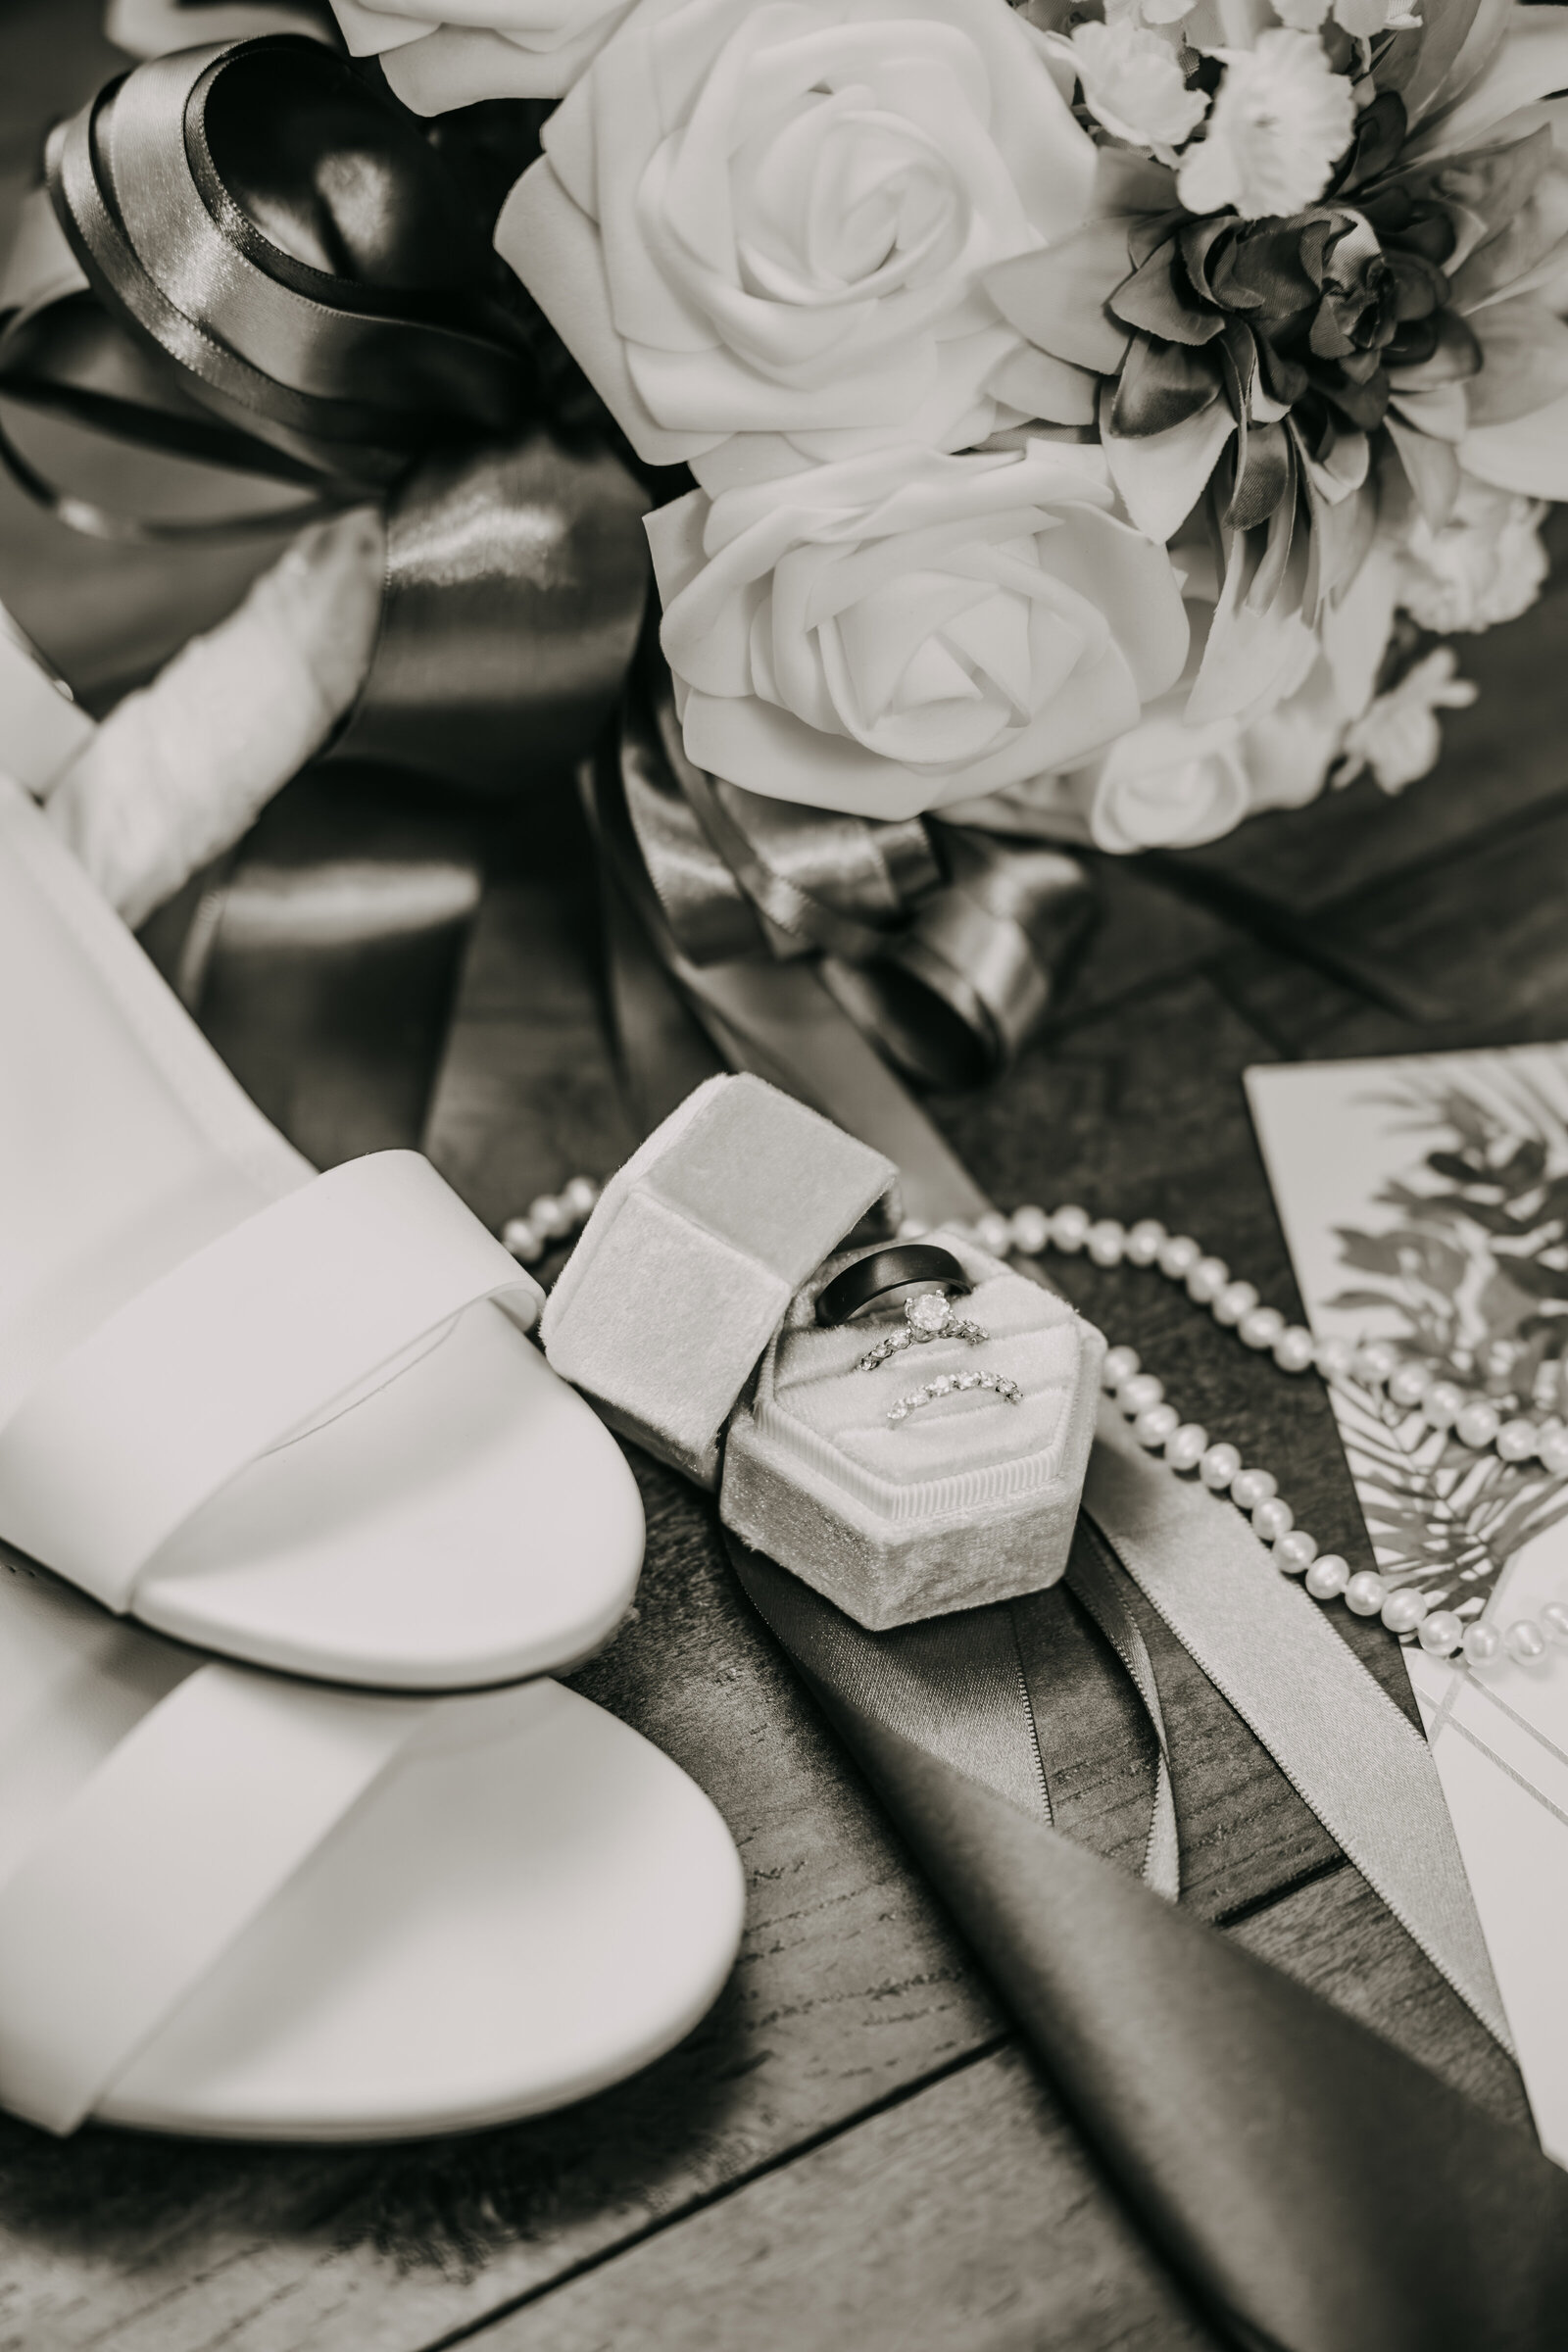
592 834 1568 2345
729 1535 1568 2352
631 913 1507 2038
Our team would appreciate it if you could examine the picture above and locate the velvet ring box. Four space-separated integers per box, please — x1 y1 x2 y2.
541 1075 1106 1631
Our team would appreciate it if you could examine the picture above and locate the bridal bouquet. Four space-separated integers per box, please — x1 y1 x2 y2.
340 0 1568 855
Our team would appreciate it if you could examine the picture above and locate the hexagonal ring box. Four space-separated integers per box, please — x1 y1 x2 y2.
541 1076 1105 1631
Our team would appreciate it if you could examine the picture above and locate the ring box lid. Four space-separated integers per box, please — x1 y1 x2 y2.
540 1074 898 1486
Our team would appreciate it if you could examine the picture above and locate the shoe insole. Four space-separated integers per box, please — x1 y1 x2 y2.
0 779 644 1687
2 1565 744 2139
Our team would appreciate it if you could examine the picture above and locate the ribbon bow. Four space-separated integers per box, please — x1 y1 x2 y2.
0 31 1097 1080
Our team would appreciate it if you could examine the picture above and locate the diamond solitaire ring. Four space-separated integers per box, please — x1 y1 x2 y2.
889 1369 1022 1422
858 1291 989 1370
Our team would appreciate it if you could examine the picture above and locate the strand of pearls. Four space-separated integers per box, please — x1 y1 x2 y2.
910 1202 1568 1677
501 1174 601 1265
508 1176 1567 1675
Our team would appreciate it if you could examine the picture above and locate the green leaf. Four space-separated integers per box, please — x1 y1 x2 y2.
1494 1254 1568 1299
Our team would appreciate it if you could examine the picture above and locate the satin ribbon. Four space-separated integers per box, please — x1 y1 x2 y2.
730 1536 1568 2352
1 34 1097 1069
589 648 1100 1091
591 897 1568 2349
0 38 646 790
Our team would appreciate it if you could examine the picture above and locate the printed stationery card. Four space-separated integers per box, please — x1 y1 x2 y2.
1248 1046 1568 2162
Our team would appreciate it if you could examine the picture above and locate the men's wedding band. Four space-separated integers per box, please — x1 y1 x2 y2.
815 1243 969 1328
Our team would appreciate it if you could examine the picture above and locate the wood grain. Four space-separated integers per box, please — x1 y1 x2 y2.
0 6 1552 2342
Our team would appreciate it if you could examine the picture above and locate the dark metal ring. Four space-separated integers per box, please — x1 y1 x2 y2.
815 1244 970 1328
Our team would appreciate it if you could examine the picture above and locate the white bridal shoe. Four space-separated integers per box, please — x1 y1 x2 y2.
0 776 644 1688
0 1563 745 2138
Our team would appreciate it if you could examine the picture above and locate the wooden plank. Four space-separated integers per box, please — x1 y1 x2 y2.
463 2045 1213 2352
465 1859 1526 2352
1176 511 1568 912
1221 795 1568 1061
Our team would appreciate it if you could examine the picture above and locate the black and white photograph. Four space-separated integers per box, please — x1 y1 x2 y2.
2 0 1567 2342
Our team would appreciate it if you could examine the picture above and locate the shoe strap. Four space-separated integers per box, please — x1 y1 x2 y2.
0 1151 543 1612
0 1658 428 2133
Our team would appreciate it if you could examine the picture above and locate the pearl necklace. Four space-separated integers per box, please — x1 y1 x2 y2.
505 1179 1567 1675
940 1201 1568 1677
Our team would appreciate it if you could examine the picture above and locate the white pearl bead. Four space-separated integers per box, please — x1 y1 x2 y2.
1275 1529 1318 1575
1314 1335 1355 1380
1239 1306 1287 1352
1306 1553 1349 1599
502 1217 544 1264
1542 1601 1568 1644
1157 1235 1201 1279
1229 1468 1278 1511
1125 1218 1166 1267
528 1193 572 1240
1538 1429 1568 1474
1496 1417 1539 1462
562 1174 599 1221
1087 1218 1126 1267
1136 1402 1180 1449
1388 1361 1433 1408
1352 1342 1397 1386
1506 1618 1547 1662
1186 1255 1229 1304
1252 1496 1295 1543
1455 1399 1501 1450
1422 1381 1466 1430
1419 1610 1464 1656
974 1211 1013 1257
1381 1588 1429 1636
1010 1205 1049 1255
1200 1443 1242 1491
1211 1281 1258 1328
1102 1345 1141 1392
1272 1326 1316 1374
1118 1373 1165 1416
1164 1423 1208 1472
897 1216 930 1241
1462 1623 1501 1669
1346 1570 1386 1616
1051 1204 1090 1252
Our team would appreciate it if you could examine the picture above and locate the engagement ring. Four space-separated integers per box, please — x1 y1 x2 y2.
816 1242 970 1328
858 1292 989 1370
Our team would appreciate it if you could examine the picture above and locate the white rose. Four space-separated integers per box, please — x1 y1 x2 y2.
1396 477 1550 636
647 440 1189 819
1068 21 1208 156
330 0 630 109
1067 710 1251 851
496 0 1099 476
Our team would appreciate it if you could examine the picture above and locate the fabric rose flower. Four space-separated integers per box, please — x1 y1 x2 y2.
645 441 1189 819
1395 477 1549 636
330 0 630 109
496 0 1099 480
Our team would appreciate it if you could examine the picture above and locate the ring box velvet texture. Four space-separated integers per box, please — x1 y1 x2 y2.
542 1075 1105 1630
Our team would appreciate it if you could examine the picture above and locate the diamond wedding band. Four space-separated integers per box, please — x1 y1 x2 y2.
888 1369 1022 1422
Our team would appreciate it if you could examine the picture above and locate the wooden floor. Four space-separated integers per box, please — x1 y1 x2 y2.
3 8 1567 2346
